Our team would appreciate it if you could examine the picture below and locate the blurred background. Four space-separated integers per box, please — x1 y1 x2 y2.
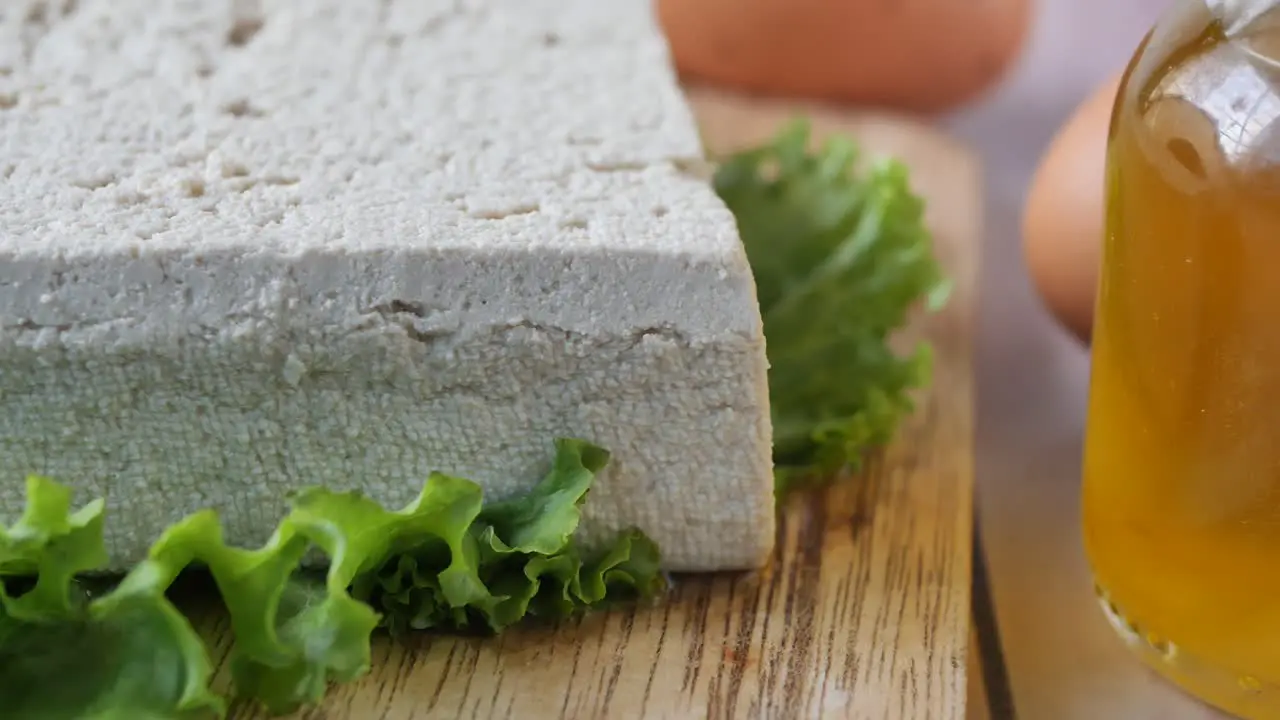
944 0 1158 427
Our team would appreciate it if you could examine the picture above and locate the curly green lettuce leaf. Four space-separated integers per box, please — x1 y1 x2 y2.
92 506 378 716
0 439 664 718
0 476 107 618
352 439 665 635
0 477 223 720
714 120 951 492
477 439 609 555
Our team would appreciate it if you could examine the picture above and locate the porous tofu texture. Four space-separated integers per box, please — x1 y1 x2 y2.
0 0 775 571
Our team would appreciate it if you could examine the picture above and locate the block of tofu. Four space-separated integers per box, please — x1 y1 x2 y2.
0 0 775 571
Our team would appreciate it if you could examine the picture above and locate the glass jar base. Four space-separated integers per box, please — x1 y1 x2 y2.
1095 581 1280 719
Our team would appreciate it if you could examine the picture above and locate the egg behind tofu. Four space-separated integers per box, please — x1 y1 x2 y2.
657 0 1031 114
1023 74 1122 344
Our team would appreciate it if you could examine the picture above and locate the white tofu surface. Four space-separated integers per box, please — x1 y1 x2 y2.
0 0 775 571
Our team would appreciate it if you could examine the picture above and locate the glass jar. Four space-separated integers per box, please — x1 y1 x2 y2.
1083 1 1280 717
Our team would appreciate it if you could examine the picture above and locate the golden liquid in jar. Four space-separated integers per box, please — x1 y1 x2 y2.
1084 7 1280 718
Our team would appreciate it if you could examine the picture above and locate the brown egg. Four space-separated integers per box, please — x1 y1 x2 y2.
1023 74 1123 344
657 0 1032 114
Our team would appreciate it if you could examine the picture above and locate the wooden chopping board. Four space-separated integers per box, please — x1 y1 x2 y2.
226 87 982 720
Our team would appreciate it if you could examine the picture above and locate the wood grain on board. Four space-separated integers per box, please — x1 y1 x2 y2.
224 87 983 720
